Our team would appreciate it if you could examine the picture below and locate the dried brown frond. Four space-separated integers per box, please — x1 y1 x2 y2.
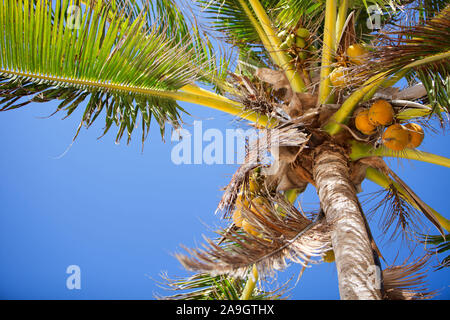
383 254 438 300
251 68 318 119
229 72 288 120
217 123 309 217
177 193 331 278
360 158 445 237
368 185 425 244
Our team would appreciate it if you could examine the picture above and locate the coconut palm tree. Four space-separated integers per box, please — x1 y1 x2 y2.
1 0 449 300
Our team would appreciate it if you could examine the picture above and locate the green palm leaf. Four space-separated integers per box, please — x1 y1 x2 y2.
417 0 450 22
197 0 281 65
0 0 221 144
277 0 401 35
158 272 287 300
421 233 450 270
107 0 230 90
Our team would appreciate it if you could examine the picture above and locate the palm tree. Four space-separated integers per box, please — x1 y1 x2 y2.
1 0 449 300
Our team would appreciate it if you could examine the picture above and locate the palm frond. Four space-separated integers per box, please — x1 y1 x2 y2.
156 272 288 300
361 5 450 113
0 0 224 144
88 0 231 91
176 193 331 278
196 0 281 65
146 0 231 91
359 158 446 236
275 0 323 29
216 123 310 217
382 254 438 300
416 0 450 22
364 187 426 244
277 0 402 37
420 233 450 270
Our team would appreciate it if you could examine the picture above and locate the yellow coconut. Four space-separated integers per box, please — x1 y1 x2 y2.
329 67 348 87
242 219 260 237
382 124 410 151
346 44 367 65
368 100 394 126
323 249 335 263
405 123 424 148
355 109 376 135
232 209 244 228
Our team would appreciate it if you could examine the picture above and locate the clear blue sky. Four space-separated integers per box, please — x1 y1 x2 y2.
0 95 449 299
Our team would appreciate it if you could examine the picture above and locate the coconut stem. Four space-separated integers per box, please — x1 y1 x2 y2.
323 73 386 135
335 0 349 47
318 0 337 104
240 265 259 300
350 140 450 169
247 0 306 93
236 0 281 68
396 107 432 120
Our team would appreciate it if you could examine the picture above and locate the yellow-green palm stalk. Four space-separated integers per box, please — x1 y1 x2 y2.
240 265 259 300
335 0 349 48
362 69 409 102
236 0 281 67
404 50 450 69
180 84 275 127
247 0 306 93
396 107 433 120
318 0 337 104
350 141 450 169
2 68 270 126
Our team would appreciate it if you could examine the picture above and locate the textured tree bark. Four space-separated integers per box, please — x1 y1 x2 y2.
313 149 382 300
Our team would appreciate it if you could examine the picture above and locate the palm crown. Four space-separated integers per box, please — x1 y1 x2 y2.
1 0 449 300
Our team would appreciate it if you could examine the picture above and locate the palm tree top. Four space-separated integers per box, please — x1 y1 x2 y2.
1 0 449 300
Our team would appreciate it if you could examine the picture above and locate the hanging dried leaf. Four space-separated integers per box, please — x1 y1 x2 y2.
217 123 309 217
383 255 437 300
177 194 331 279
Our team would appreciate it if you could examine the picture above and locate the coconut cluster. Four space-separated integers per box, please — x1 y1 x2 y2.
330 43 367 87
354 99 425 151
232 195 270 237
278 27 310 61
231 178 273 238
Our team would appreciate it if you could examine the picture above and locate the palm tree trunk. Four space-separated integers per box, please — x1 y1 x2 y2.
313 149 382 300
